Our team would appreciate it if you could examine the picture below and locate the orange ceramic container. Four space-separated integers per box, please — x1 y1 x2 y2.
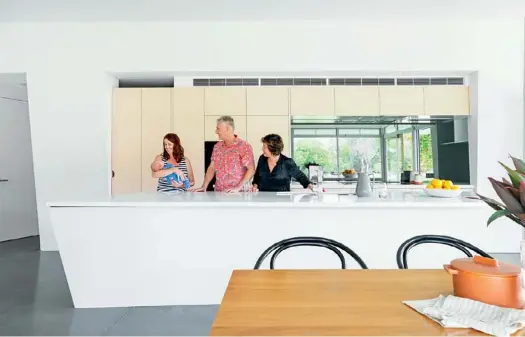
443 255 523 309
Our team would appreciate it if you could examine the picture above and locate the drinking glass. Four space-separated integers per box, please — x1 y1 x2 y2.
375 183 388 199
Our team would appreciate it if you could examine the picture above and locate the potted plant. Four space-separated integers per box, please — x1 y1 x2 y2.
477 155 525 282
477 155 525 228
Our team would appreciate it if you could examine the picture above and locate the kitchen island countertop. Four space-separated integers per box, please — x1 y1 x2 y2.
47 190 484 209
47 190 518 309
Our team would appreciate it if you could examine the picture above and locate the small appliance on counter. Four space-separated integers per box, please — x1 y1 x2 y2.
400 170 424 184
306 163 323 185
400 171 412 185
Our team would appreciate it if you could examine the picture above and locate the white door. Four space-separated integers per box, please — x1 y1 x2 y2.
0 96 38 242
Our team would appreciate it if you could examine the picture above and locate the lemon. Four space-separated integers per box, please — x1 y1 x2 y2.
443 180 454 189
431 179 443 189
426 184 434 189
451 185 460 190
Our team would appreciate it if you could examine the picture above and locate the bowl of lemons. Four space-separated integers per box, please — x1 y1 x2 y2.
424 179 462 198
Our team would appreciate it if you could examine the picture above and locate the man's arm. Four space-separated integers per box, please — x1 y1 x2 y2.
202 161 216 189
237 143 256 187
189 145 218 192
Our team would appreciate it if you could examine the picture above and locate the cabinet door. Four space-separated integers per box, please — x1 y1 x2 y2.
173 88 205 188
205 115 247 141
290 87 335 116
334 87 380 116
247 116 291 157
379 86 425 116
141 88 172 192
112 88 142 195
247 87 289 116
204 87 246 116
424 86 470 116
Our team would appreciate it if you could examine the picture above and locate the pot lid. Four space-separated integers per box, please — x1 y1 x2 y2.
451 256 521 277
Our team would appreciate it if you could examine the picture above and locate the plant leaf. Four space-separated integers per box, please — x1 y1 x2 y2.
502 177 513 186
520 182 525 209
488 177 524 213
476 193 506 209
487 209 512 226
499 161 525 188
510 155 525 175
506 186 520 199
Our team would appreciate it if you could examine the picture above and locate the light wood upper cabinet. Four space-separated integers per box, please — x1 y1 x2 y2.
172 88 205 187
290 87 335 116
247 116 291 158
111 88 142 196
247 87 289 116
141 88 172 192
205 115 247 141
205 87 247 116
424 86 470 116
334 87 380 116
379 86 425 116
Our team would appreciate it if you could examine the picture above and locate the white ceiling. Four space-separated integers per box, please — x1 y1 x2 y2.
0 0 524 22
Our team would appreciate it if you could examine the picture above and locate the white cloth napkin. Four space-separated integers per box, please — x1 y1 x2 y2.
403 295 525 337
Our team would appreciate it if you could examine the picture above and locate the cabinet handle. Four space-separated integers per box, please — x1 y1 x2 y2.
0 179 8 182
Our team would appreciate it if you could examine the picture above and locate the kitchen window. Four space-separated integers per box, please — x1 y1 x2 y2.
383 124 435 182
291 127 383 180
292 124 435 182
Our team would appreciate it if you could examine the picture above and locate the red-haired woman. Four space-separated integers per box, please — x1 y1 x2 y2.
151 133 195 192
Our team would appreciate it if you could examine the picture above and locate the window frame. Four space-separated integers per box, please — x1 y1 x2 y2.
291 126 385 181
383 124 438 181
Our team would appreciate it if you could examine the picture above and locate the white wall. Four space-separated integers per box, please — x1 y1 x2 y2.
0 20 523 250
0 82 39 241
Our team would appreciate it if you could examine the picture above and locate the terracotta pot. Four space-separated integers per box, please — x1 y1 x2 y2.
443 256 523 309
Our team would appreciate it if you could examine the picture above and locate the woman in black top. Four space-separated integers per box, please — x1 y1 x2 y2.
252 134 313 192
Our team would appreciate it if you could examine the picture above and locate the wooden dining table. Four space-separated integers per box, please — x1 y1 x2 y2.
210 269 524 336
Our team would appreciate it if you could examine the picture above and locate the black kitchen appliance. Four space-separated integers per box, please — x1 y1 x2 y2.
400 170 412 185
205 141 218 191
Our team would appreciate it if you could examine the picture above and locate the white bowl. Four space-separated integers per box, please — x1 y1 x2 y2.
424 188 462 198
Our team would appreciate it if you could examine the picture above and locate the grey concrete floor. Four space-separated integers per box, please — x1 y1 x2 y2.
0 236 520 336
0 236 218 336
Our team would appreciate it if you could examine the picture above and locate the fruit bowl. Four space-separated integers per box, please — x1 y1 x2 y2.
424 188 462 198
343 173 358 180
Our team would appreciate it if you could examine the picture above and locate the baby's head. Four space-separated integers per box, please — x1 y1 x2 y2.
153 161 163 171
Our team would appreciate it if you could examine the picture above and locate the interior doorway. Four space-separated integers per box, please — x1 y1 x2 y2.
0 73 39 243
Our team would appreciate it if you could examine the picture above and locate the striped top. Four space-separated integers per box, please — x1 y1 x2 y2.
157 156 189 193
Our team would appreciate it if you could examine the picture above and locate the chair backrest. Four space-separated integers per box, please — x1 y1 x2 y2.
396 234 493 269
253 236 368 270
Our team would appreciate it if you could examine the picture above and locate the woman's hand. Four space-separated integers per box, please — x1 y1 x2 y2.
188 185 206 192
251 184 259 192
170 167 186 180
307 183 314 191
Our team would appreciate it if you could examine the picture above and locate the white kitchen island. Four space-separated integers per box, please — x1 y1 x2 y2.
48 190 521 308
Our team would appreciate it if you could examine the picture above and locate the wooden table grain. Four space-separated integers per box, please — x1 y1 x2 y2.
210 269 524 336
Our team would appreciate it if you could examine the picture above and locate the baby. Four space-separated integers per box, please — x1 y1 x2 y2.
156 161 190 189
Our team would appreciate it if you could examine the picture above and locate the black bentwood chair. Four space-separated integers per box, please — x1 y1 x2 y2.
253 236 369 270
396 234 493 269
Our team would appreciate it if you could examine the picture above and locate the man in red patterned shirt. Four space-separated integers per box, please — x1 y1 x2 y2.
189 115 255 193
